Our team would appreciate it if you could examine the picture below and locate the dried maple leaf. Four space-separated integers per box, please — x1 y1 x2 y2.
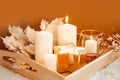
47 18 64 45
40 19 49 30
1 36 18 51
25 44 35 55
8 25 26 39
24 26 36 43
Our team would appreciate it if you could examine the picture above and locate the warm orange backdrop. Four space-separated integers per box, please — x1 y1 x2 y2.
0 0 120 49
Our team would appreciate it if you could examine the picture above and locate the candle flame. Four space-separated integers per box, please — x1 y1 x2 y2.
41 25 46 31
90 36 93 39
65 15 69 23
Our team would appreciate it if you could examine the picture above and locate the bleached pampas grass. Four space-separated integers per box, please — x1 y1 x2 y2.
0 65 29 80
90 58 120 80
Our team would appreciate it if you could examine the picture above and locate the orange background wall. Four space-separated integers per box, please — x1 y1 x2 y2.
0 0 120 49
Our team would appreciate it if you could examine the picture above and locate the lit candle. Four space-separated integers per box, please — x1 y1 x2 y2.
43 54 57 71
85 36 97 56
35 25 53 63
58 15 77 46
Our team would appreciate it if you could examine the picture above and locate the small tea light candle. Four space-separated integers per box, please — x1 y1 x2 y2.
58 15 77 46
85 36 97 56
43 54 57 71
35 25 53 63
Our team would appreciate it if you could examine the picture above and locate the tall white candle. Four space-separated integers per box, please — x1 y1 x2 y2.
85 36 97 56
43 54 57 71
35 31 53 63
58 16 77 46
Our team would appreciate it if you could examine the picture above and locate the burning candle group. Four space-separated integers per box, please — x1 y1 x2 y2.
35 15 98 72
35 15 78 71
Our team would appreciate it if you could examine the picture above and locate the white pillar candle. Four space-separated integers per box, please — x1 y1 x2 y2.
85 36 97 56
35 31 53 63
43 54 57 71
58 16 77 46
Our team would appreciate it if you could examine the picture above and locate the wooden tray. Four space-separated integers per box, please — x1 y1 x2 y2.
0 49 120 80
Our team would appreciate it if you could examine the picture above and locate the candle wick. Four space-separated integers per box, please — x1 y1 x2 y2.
90 36 93 39
65 15 69 23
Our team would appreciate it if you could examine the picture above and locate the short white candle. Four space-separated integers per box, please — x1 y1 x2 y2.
43 54 57 71
85 36 97 56
58 16 77 46
35 30 53 63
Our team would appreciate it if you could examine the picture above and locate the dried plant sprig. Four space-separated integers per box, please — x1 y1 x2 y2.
98 32 120 53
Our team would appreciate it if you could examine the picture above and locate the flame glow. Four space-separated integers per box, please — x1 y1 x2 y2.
90 36 93 39
41 25 46 30
65 15 69 23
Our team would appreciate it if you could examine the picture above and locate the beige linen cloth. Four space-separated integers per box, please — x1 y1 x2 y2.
0 65 29 80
